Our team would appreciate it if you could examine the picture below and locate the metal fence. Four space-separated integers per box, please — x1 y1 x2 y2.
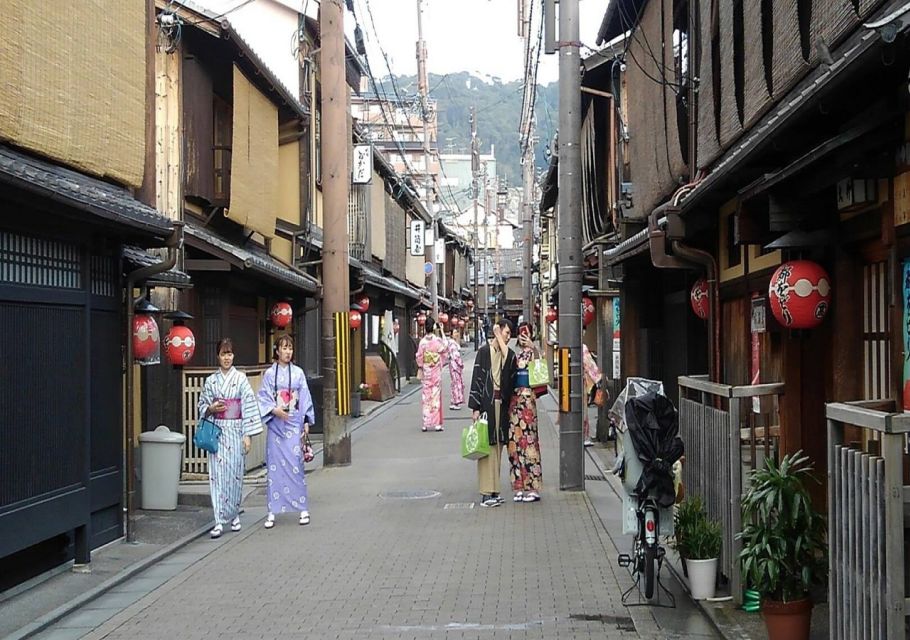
678 375 784 604
826 400 910 640
182 366 268 476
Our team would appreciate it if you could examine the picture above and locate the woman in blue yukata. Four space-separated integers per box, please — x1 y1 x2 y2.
258 334 316 529
198 338 263 539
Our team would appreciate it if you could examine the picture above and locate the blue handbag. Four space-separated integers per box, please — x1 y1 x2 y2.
193 416 221 454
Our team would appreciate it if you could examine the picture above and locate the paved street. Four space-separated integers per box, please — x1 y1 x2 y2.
34 352 718 640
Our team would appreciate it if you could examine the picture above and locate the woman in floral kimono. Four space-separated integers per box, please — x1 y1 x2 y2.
258 334 316 529
447 328 465 410
197 338 263 538
507 322 543 502
416 317 448 432
582 343 602 447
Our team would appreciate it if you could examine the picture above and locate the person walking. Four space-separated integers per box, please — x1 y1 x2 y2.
197 338 263 539
258 334 315 529
507 322 542 503
416 317 448 432
468 319 515 507
447 328 465 410
582 343 602 447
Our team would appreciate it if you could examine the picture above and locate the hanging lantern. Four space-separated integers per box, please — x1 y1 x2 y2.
133 314 160 360
466 300 474 311
357 296 370 312
164 325 196 366
690 278 710 320
349 310 362 330
270 302 293 328
417 312 426 326
582 296 595 327
458 318 466 328
546 307 558 324
439 312 449 325
768 260 832 329
393 318 400 335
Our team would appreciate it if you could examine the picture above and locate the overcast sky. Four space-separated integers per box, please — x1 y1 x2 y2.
348 0 609 85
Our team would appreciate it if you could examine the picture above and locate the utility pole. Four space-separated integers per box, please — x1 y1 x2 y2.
519 0 534 324
320 0 351 465
416 0 438 321
482 165 490 324
471 106 481 347
557 0 583 490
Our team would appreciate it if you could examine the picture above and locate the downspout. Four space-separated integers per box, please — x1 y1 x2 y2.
124 221 184 543
648 205 720 382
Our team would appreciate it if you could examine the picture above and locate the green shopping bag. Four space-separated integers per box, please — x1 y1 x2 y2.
527 358 551 387
461 413 490 460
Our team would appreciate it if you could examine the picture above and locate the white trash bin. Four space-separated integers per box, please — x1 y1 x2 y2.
139 425 186 510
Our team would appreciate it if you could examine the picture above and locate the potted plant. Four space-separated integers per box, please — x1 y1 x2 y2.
738 451 827 640
358 382 371 400
671 495 706 576
683 513 722 600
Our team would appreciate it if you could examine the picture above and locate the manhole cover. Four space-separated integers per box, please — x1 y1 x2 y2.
379 490 440 500
569 614 635 631
584 474 606 481
443 502 475 510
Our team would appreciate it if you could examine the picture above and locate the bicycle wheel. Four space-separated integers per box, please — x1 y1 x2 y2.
644 545 656 598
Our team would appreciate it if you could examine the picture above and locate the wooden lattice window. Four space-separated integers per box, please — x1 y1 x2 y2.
863 261 890 400
0 231 81 289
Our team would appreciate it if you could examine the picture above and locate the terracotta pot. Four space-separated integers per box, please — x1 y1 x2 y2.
762 597 812 640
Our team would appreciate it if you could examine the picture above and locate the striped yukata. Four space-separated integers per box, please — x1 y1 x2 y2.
197 368 263 526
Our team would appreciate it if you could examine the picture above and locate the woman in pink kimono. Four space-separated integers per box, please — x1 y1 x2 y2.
447 328 465 410
416 317 448 432
582 343 602 447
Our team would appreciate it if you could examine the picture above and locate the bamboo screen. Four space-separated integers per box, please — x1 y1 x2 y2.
226 65 278 239
0 1 146 188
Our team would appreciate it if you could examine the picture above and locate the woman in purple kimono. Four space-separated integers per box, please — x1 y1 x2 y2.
416 317 448 432
198 338 263 538
258 334 315 529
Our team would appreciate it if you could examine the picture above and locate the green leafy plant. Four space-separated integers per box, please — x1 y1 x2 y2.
686 515 722 560
737 451 827 603
671 496 706 558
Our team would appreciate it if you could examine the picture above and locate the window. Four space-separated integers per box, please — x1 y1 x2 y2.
863 261 890 400
213 96 232 203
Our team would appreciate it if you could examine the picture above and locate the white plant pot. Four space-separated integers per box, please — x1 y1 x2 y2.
686 558 718 600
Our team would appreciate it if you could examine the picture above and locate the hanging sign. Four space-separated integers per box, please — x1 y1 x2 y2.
352 144 372 184
410 219 425 256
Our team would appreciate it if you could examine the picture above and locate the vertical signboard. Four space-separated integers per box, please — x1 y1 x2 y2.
352 144 372 184
611 298 621 380
409 220 425 257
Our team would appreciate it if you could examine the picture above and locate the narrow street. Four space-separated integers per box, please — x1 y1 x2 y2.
32 353 716 640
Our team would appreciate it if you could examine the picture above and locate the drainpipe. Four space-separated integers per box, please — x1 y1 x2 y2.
648 206 720 382
124 221 184 543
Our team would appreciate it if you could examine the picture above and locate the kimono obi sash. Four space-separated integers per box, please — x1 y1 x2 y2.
514 368 530 389
214 398 242 420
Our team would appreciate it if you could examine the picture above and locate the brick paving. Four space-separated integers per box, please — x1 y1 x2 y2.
38 351 717 640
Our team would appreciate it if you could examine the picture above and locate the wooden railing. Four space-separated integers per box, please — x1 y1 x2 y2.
827 400 910 640
182 366 268 476
678 375 785 604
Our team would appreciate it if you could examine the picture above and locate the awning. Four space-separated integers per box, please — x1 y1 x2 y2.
361 262 420 300
123 246 192 289
185 223 320 293
0 144 173 244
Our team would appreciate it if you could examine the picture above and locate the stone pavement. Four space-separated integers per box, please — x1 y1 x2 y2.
29 351 719 640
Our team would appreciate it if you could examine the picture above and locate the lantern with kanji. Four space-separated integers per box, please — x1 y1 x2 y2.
768 260 832 329
439 312 449 325
349 310 362 330
582 296 595 327
546 307 558 324
357 296 370 312
133 314 160 361
270 302 293 328
690 278 710 320
164 325 196 365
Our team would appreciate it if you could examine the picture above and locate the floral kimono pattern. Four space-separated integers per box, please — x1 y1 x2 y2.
197 368 263 526
507 346 542 492
446 337 465 407
416 332 448 430
582 344 602 440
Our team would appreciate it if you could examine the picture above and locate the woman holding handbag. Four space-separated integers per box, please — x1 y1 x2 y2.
197 338 263 539
258 334 316 529
507 322 543 503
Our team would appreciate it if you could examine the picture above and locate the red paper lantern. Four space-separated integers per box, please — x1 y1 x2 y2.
417 312 426 326
690 278 710 320
133 314 160 360
439 312 449 325
768 260 832 329
582 296 595 327
349 310 362 330
270 302 293 328
357 296 370 312
546 307 558 324
164 325 196 365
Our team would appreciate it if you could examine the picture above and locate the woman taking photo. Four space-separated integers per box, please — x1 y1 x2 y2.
197 338 263 538
507 322 543 503
258 334 316 529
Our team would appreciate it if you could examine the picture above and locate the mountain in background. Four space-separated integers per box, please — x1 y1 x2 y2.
370 71 558 186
